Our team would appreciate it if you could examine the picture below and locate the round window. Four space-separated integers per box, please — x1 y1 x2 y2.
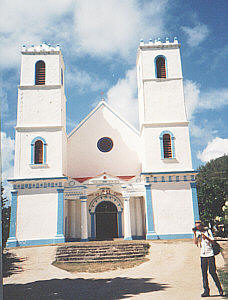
97 137 113 152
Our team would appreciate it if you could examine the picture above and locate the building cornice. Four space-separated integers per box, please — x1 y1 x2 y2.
15 125 64 132
140 121 189 130
142 77 183 83
18 85 62 90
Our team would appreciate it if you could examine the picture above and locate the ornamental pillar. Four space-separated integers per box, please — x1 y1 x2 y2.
123 195 132 240
6 191 18 247
54 188 65 243
145 184 157 239
80 195 88 242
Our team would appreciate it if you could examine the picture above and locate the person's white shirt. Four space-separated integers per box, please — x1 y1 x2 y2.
196 229 214 257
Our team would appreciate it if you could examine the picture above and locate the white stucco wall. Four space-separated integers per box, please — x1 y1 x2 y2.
14 129 66 178
67 104 141 178
151 182 194 235
141 125 193 172
16 190 58 241
20 53 64 86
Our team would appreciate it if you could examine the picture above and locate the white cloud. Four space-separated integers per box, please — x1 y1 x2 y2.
73 0 167 59
0 0 168 68
197 137 228 162
0 0 74 68
106 68 139 127
182 24 209 47
1 132 15 202
184 80 228 119
184 80 200 119
65 68 109 94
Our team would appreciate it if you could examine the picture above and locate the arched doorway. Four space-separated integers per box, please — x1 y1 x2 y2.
95 201 118 240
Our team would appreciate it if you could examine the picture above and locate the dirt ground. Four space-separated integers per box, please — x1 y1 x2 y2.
3 239 227 300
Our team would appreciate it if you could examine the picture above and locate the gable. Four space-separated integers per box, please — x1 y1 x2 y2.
67 102 141 178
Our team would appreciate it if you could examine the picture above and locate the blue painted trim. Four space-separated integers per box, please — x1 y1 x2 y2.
6 191 18 248
145 184 156 236
68 102 139 138
190 182 200 222
91 213 95 239
81 239 89 242
159 130 175 159
118 211 123 238
154 55 168 78
141 170 197 175
31 136 47 164
124 237 133 240
157 233 194 239
7 238 66 248
55 188 65 241
131 236 144 240
80 196 87 200
8 176 68 182
146 234 158 240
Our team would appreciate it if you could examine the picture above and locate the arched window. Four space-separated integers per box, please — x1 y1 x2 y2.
163 134 172 158
159 131 175 159
34 140 43 164
35 60 45 85
155 56 167 78
31 137 47 165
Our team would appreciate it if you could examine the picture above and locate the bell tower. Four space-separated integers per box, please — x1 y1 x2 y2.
14 43 67 178
137 38 193 172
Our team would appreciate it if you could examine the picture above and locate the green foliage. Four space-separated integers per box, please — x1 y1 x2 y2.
196 155 228 226
1 186 11 248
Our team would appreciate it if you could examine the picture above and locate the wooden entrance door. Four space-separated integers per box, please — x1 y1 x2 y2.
95 201 118 240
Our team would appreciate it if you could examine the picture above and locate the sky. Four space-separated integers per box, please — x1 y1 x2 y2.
1 0 228 199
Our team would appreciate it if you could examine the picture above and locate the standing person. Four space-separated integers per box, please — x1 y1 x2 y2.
193 220 224 297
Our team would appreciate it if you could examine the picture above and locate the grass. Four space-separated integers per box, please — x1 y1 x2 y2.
52 258 149 273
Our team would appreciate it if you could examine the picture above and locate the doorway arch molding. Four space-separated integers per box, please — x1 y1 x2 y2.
89 194 123 239
89 194 123 213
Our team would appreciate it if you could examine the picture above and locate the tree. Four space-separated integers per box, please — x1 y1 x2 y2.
196 155 228 227
1 186 11 248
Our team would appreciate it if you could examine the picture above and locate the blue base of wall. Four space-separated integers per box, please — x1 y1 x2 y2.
146 233 158 240
156 233 194 239
6 237 19 248
124 237 133 240
6 237 66 248
81 239 89 242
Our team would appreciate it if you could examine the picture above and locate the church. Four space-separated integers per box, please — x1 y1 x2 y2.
6 38 200 248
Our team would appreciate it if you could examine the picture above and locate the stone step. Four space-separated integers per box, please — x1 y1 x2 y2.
56 251 147 259
56 249 149 255
57 251 148 257
56 253 145 262
60 257 146 264
55 242 150 264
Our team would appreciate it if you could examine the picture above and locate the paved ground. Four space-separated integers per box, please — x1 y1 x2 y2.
3 240 227 300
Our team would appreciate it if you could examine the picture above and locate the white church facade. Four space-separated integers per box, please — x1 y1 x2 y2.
6 38 200 248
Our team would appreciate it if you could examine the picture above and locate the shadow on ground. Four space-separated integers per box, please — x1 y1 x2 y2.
3 251 26 278
4 277 169 300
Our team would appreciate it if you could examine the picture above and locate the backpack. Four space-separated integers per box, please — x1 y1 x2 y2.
208 229 221 256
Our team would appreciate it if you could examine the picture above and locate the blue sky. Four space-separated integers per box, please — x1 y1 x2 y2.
1 0 228 198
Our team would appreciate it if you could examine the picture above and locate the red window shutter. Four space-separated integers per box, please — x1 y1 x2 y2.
34 140 43 164
35 61 45 85
163 134 172 158
156 57 166 78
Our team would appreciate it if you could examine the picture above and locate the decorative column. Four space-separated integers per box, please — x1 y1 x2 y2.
135 197 143 237
6 191 18 247
123 196 132 240
54 188 65 243
118 211 123 238
190 182 200 222
90 213 95 239
145 184 157 239
80 195 89 242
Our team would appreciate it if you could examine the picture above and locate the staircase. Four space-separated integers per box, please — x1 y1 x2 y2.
55 241 150 263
